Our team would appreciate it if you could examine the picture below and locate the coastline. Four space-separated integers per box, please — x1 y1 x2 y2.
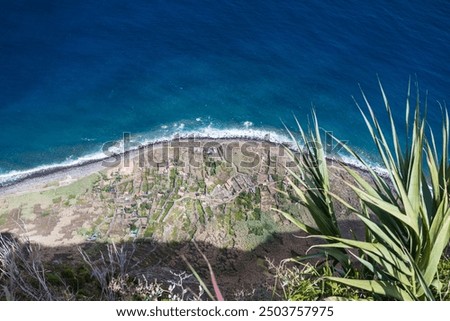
0 135 383 198
0 136 281 196
0 135 393 298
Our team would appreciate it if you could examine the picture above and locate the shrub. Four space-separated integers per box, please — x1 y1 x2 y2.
279 79 450 300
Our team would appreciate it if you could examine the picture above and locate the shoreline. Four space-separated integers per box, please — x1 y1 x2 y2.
0 136 288 194
0 136 382 197
0 126 292 187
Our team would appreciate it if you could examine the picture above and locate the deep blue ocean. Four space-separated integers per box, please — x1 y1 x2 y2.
1 0 449 184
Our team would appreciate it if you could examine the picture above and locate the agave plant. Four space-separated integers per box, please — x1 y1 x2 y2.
278 111 340 238
275 112 353 268
280 79 450 300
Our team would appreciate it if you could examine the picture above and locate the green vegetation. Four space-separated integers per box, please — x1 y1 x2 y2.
196 200 206 224
234 210 246 221
140 202 151 211
255 187 261 203
434 256 450 300
160 200 174 222
4 84 448 301
78 226 96 237
0 212 7 225
248 224 264 236
236 191 252 209
272 262 374 301
280 80 450 300
144 223 156 237
41 209 51 217
252 208 261 220
206 160 218 175
142 180 149 194
197 180 206 192
0 173 99 219
205 206 214 219
169 168 177 188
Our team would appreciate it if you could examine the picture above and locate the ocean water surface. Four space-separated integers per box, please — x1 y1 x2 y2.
0 0 449 184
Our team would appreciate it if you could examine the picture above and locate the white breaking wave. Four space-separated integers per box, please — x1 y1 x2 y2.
0 150 109 186
166 125 290 143
332 154 389 177
0 124 290 186
243 121 253 128
0 123 387 186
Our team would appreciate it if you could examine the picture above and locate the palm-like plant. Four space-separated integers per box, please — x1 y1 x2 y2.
275 112 353 269
277 112 340 238
280 79 450 300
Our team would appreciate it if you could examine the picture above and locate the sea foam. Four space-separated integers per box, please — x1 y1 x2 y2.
0 123 387 187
